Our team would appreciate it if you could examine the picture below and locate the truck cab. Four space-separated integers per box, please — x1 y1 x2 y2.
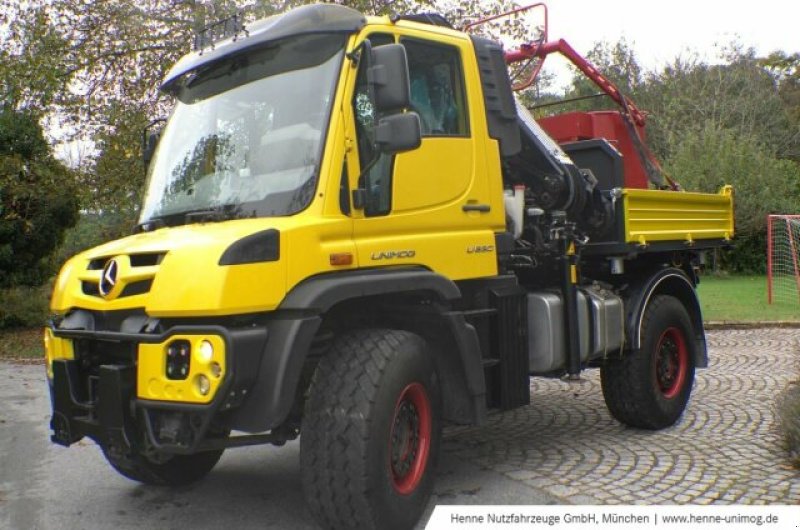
45 5 733 530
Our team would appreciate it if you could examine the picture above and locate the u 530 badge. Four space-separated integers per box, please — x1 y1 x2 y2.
467 245 494 254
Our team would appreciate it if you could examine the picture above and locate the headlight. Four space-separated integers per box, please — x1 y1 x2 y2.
197 340 214 363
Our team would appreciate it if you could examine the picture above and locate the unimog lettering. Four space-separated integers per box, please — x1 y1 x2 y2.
371 250 416 260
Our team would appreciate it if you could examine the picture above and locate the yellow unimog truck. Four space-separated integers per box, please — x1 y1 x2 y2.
44 4 733 529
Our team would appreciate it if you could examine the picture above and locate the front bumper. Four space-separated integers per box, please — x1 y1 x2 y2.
48 325 267 454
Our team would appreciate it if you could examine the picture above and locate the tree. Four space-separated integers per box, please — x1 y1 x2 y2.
665 122 800 273
636 45 798 162
759 50 800 161
0 107 79 287
1 0 522 240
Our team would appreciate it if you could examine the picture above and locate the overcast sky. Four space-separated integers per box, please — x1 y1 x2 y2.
523 0 799 89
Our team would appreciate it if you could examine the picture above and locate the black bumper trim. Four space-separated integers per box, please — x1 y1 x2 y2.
48 325 268 454
50 361 135 453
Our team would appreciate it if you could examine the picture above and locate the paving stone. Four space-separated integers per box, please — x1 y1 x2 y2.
442 328 800 505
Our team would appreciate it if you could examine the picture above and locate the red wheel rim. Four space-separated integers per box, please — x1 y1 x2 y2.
655 327 689 399
389 382 431 495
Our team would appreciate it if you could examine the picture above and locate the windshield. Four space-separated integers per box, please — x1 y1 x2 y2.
139 33 346 225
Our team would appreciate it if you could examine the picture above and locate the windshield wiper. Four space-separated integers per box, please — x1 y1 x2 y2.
184 206 239 224
135 217 166 233
134 206 240 232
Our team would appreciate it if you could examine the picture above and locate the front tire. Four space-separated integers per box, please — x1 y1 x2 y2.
103 446 224 486
301 329 441 530
601 295 696 429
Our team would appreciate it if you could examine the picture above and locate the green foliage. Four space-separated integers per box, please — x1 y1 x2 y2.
643 51 797 163
665 123 800 232
0 108 79 287
0 284 50 329
665 123 800 272
84 105 150 237
759 51 800 161
0 5 71 110
56 212 128 265
574 39 643 100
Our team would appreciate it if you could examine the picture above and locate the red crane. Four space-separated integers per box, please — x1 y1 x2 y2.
466 3 678 190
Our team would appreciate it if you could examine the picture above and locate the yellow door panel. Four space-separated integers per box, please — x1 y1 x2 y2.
345 26 503 281
392 138 473 213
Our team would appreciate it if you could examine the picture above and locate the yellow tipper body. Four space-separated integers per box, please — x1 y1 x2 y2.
623 186 734 246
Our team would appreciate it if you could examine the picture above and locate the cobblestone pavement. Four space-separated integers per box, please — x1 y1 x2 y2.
2 329 799 530
440 328 800 505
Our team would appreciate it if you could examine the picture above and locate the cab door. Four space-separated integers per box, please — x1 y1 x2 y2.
348 30 503 281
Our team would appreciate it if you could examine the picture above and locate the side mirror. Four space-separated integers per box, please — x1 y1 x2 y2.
142 118 166 172
369 44 412 113
375 113 421 154
143 131 160 170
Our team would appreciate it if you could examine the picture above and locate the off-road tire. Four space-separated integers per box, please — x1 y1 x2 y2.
103 446 224 486
601 295 696 429
301 329 442 530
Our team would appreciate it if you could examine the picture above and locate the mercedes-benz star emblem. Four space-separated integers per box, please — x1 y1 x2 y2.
99 259 119 297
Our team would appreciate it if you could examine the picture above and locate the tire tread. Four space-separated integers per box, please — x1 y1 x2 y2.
601 295 695 430
301 329 432 530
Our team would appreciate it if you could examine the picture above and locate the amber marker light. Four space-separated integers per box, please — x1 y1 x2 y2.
330 253 353 266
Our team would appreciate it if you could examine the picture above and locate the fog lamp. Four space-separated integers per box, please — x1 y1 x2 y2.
195 374 211 396
210 361 222 378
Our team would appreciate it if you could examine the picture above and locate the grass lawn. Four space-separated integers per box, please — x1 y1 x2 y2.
697 274 799 322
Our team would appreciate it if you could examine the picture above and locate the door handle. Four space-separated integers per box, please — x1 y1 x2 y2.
462 203 491 213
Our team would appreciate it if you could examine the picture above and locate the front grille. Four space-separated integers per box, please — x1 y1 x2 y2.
120 279 153 297
83 252 165 299
82 281 100 296
130 253 165 267
87 252 165 270
82 279 154 299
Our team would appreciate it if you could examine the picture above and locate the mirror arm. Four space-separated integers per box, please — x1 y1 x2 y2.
350 154 382 210
142 117 167 171
347 38 371 67
346 40 367 66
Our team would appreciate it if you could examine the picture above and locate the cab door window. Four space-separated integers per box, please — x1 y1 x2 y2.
402 38 469 137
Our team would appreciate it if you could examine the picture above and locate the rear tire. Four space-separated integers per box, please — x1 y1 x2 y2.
601 295 696 429
301 329 441 530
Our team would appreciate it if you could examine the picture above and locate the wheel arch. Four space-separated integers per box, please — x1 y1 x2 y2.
230 268 486 432
624 267 707 368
